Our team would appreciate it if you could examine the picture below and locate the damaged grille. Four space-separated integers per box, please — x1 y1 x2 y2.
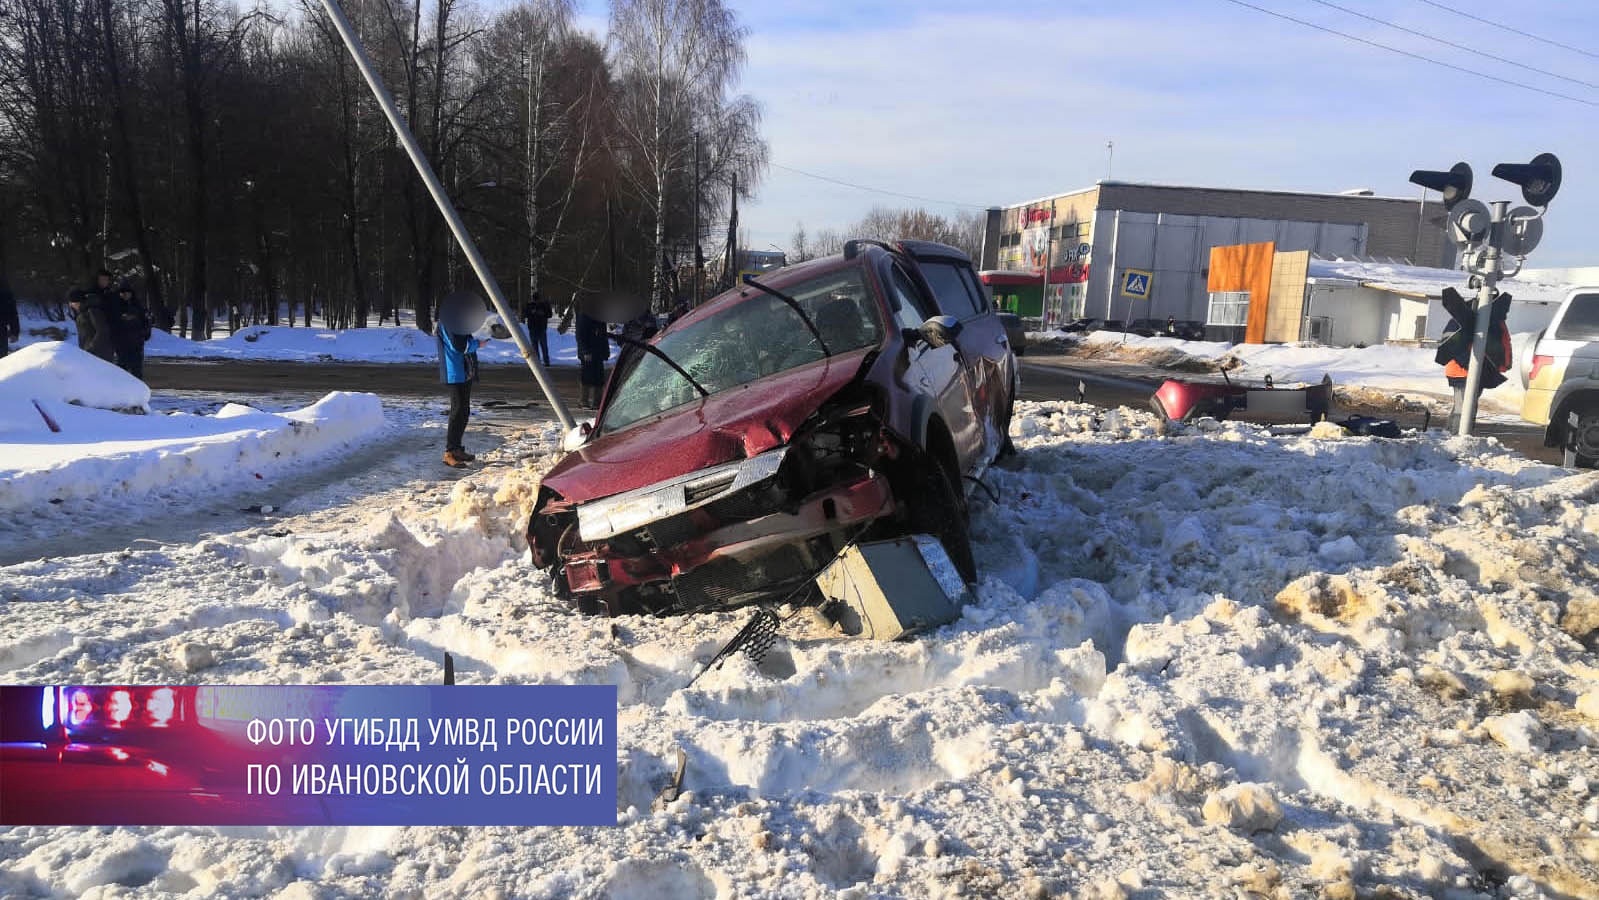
671 546 811 611
683 472 738 505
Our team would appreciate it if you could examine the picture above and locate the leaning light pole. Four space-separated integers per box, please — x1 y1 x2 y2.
317 0 575 431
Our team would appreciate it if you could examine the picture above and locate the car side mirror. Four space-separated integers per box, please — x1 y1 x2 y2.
919 315 961 349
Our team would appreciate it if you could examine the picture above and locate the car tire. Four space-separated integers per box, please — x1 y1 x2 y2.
1565 405 1599 468
904 455 978 585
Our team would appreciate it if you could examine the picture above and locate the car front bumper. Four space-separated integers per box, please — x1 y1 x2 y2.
561 470 894 613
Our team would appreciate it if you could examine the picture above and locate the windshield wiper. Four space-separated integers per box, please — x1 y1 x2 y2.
608 332 710 398
741 274 831 358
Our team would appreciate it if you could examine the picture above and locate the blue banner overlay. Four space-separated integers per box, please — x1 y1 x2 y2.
0 685 618 826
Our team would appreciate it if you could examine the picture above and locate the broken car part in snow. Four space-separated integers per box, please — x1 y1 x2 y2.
814 537 967 641
1150 371 1333 424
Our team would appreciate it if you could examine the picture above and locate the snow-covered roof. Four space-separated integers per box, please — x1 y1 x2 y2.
1307 257 1573 306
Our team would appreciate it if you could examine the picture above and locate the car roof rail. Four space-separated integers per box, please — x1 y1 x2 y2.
843 238 897 260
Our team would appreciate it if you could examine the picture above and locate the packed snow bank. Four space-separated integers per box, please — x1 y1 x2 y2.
0 341 151 436
1058 330 1529 413
0 390 386 514
146 322 580 367
18 307 581 366
4 403 1598 897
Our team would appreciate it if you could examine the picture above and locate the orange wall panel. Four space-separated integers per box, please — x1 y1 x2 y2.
1206 241 1276 343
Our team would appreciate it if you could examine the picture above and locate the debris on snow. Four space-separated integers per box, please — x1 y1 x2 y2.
1201 783 1284 833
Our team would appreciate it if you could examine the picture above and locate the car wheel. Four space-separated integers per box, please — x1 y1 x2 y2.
1566 405 1599 468
903 456 978 585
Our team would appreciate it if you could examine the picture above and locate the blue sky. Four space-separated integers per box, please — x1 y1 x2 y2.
573 0 1599 266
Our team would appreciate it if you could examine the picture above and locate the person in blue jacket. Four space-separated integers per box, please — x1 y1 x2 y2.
437 290 488 468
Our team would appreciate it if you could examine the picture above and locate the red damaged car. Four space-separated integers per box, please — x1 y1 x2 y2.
527 239 1018 616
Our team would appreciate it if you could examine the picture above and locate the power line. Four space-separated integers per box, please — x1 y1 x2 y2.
1308 0 1599 90
1220 0 1599 107
769 162 988 210
1414 0 1599 61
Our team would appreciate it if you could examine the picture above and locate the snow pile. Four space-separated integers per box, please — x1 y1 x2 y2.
16 307 581 366
0 390 386 515
3 404 1599 897
145 323 578 367
0 341 151 436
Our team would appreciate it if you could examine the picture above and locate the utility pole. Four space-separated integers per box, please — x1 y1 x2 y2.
692 132 700 306
316 0 574 430
1040 201 1055 327
1106 141 1114 181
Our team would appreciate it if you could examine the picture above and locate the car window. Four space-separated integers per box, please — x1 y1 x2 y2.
1554 293 1599 342
597 266 882 434
887 264 932 331
917 260 984 319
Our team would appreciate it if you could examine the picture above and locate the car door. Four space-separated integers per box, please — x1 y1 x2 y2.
882 260 984 472
901 248 1012 465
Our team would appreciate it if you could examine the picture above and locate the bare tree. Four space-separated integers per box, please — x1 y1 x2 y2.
788 221 809 263
609 0 757 310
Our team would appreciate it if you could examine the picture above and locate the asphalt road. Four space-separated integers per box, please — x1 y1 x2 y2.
142 353 1564 465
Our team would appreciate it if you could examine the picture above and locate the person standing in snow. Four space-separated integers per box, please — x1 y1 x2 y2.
0 277 18 358
575 305 610 410
521 291 552 366
436 290 489 468
70 269 117 362
110 280 152 379
1165 316 1177 337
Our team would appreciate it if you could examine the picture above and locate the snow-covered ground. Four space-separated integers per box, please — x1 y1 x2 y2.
0 341 387 533
1041 330 1529 415
4 401 1597 898
15 309 581 367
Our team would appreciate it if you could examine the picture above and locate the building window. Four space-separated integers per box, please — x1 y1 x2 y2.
1207 291 1250 327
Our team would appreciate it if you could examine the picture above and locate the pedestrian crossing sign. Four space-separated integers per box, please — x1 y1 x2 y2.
1120 269 1153 300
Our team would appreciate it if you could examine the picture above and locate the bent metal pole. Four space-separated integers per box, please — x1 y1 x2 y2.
318 0 575 432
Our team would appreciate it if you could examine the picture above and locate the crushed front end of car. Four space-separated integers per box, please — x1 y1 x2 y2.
528 383 906 616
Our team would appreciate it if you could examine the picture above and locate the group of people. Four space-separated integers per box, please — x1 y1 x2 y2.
70 269 152 379
517 291 615 411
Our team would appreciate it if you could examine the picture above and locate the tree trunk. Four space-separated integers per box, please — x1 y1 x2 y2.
335 51 367 327
97 0 169 329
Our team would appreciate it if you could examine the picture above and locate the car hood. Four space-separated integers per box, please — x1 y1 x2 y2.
543 348 874 504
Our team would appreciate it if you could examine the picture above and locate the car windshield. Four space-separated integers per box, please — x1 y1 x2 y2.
597 266 882 434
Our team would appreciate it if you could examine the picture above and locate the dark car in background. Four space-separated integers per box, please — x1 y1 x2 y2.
528 240 1018 617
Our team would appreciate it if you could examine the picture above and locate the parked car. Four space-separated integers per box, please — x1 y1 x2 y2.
527 239 1018 616
1128 318 1163 337
1175 319 1208 341
1519 287 1599 467
1061 318 1101 333
1096 319 1126 333
997 312 1028 356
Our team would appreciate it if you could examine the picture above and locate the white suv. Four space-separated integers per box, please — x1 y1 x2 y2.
1519 288 1599 467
